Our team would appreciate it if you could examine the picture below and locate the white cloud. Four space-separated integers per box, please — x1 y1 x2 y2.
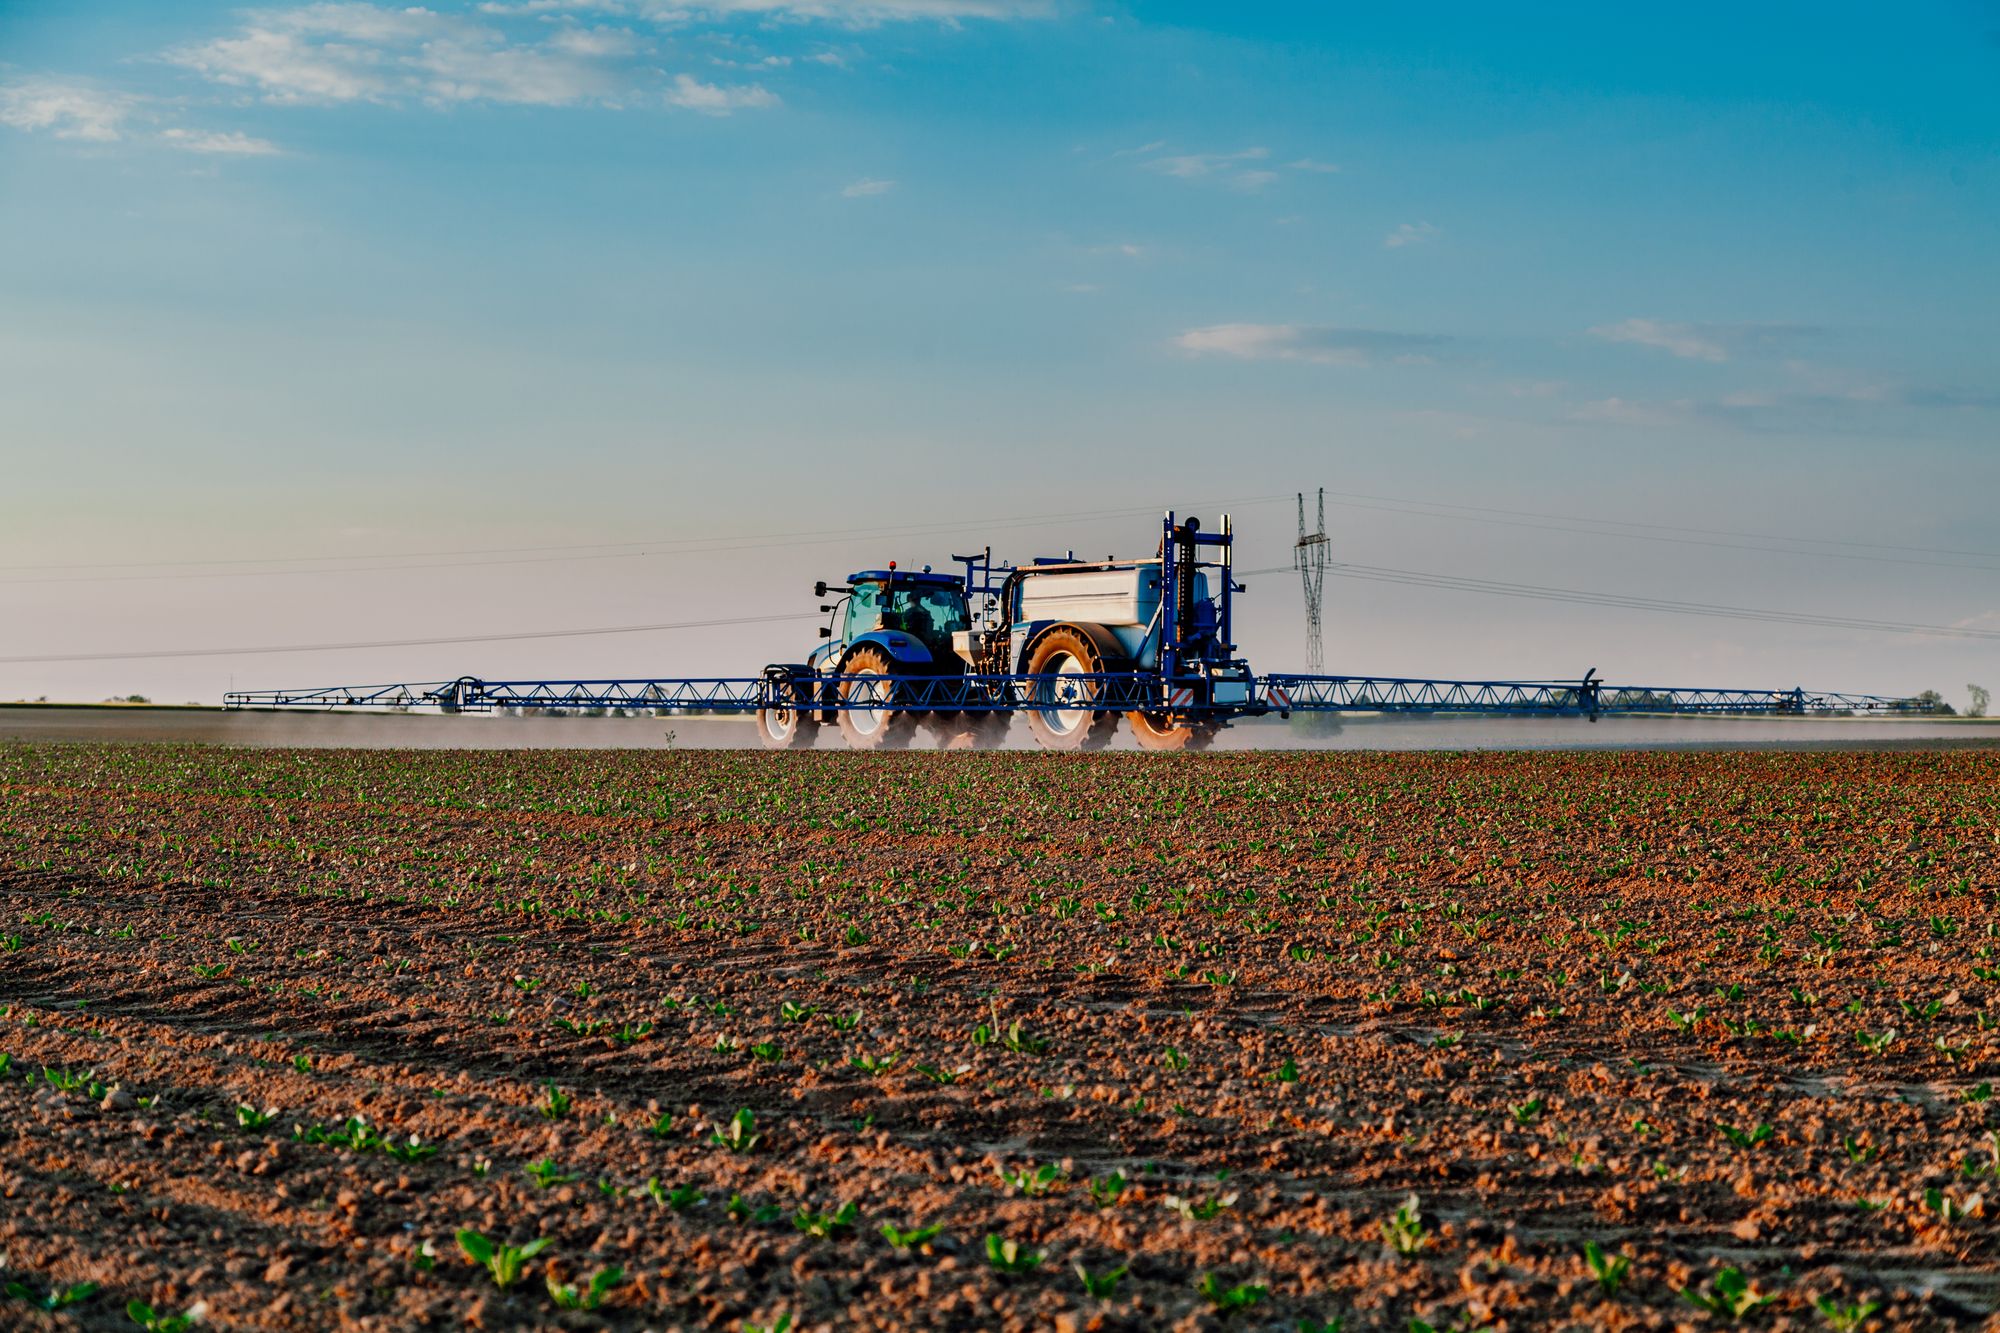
1287 157 1339 173
1589 318 1726 362
841 176 895 196
1174 323 1449 367
0 80 133 142
1384 220 1439 248
168 4 776 113
634 0 1053 21
1144 146 1267 179
1569 397 1692 427
161 128 284 155
666 73 778 111
1588 318 1822 363
0 78 285 157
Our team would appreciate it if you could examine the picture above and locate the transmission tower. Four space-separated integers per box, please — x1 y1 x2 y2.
1294 488 1329 671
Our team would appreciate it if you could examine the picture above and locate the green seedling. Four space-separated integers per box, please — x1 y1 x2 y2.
537 1082 572 1119
235 1103 277 1131
5 1279 98 1311
1813 1296 1881 1331
126 1301 200 1332
1717 1121 1773 1150
750 1041 784 1063
1271 1057 1301 1083
914 1062 969 1085
780 1001 818 1023
524 1159 574 1188
1198 1273 1268 1311
1680 1267 1775 1320
291 1054 313 1074
1510 1097 1545 1125
1381 1194 1426 1255
1924 1187 1977 1225
1160 1045 1191 1071
830 1009 863 1031
1076 1263 1128 1299
712 1108 762 1154
792 1200 859 1239
1087 1170 1127 1209
646 1110 675 1138
1165 1191 1237 1221
996 1162 1064 1197
850 1051 900 1076
743 1316 795 1333
1855 1029 1898 1054
1583 1240 1631 1297
456 1230 552 1290
1841 1136 1877 1164
547 1266 623 1310
984 1234 1043 1273
879 1222 945 1251
1002 1020 1049 1055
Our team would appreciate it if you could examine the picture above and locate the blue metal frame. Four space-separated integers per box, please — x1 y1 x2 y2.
224 670 1938 718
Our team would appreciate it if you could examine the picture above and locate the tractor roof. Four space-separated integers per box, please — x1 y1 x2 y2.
847 569 964 589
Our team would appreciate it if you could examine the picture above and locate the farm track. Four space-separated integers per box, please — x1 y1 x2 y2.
0 745 1997 1330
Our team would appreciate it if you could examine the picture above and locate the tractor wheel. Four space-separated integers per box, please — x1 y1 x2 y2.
1126 712 1217 752
756 702 819 750
1023 627 1121 752
837 646 919 751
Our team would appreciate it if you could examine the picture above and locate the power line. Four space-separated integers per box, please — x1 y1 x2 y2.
1314 492 2000 574
0 613 821 666
1238 561 2000 642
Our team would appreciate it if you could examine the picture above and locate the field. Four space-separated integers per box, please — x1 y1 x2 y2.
0 744 1996 1331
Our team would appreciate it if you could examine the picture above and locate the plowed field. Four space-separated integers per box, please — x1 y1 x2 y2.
1 745 1996 1331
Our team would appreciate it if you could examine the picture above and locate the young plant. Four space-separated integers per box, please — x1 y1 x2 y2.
712 1108 762 1154
547 1266 623 1310
1813 1296 1882 1331
5 1279 98 1311
879 1221 945 1251
984 1235 1043 1274
1716 1121 1773 1150
996 1162 1065 1197
1197 1273 1268 1311
1680 1267 1775 1321
1087 1170 1127 1209
126 1301 203 1332
1582 1240 1631 1297
235 1103 277 1131
456 1230 553 1290
537 1082 572 1120
1075 1263 1127 1299
792 1201 860 1239
1381 1194 1426 1255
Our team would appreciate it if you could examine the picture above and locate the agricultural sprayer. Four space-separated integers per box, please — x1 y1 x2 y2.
225 510 1940 749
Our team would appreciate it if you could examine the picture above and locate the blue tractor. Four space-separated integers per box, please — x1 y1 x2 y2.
755 513 1255 751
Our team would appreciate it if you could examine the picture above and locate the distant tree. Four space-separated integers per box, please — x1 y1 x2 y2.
1970 684 1991 719
1913 689 1957 715
104 694 150 704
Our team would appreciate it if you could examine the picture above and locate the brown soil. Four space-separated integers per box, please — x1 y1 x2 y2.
0 745 1996 1330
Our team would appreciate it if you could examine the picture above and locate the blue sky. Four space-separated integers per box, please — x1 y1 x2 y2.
2 1 1996 705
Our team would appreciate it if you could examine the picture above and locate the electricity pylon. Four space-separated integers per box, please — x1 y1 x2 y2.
1294 488 1328 671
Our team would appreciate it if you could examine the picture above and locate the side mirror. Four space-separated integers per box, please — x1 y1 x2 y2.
813 581 827 598
818 627 833 638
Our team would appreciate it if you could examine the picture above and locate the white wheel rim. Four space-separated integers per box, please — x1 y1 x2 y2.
847 667 886 736
766 708 795 739
1039 651 1089 735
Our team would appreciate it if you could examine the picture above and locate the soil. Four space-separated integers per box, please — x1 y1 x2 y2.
0 744 1996 1330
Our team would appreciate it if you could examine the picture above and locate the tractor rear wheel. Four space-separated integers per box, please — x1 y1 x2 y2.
1023 628 1120 752
1126 711 1217 752
837 646 919 750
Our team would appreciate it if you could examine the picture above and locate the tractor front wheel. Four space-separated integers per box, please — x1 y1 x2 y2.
837 646 919 750
756 703 818 750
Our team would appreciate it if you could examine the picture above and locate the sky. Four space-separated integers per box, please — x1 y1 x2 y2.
1 1 1996 708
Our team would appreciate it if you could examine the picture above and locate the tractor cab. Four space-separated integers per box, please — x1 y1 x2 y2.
811 566 970 672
